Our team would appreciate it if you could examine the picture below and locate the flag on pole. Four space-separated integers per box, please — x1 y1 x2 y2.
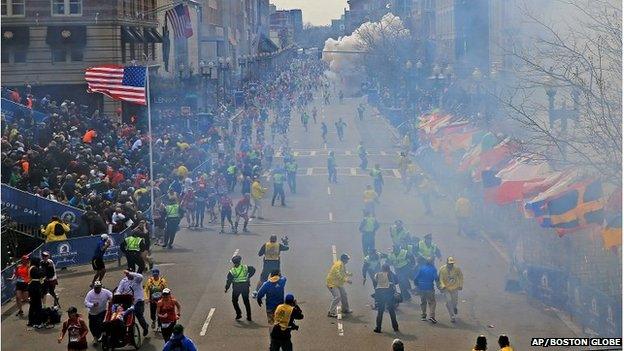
85 65 147 105
166 4 193 39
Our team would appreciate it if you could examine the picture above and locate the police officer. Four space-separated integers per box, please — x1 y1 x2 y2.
254 235 289 297
362 248 382 285
389 220 409 248
164 197 184 249
373 264 399 333
271 167 286 206
270 293 304 351
226 162 238 192
384 244 415 301
369 164 384 196
358 211 379 255
416 233 441 265
285 159 298 194
121 230 146 273
225 255 256 321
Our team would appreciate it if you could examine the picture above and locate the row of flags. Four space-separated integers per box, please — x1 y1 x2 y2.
419 112 621 250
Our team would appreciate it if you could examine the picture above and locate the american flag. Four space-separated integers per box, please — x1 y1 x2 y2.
166 4 193 39
85 65 147 105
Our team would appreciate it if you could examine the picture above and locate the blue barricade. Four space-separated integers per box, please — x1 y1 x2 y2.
1 98 47 123
1 184 85 231
1 244 44 304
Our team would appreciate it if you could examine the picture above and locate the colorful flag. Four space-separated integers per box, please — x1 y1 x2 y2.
85 65 147 105
166 4 193 39
489 159 551 205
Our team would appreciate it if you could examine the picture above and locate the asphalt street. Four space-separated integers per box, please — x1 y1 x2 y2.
1 94 576 350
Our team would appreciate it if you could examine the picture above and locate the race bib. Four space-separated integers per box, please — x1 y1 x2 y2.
161 322 172 328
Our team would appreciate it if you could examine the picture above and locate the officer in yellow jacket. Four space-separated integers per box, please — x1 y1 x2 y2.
438 256 463 322
270 293 303 351
251 176 267 219
254 235 289 297
326 253 352 317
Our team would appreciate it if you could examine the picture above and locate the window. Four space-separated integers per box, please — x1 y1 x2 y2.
1 50 9 63
13 49 26 62
52 48 67 62
70 49 83 61
2 0 25 17
52 0 81 16
3 48 27 64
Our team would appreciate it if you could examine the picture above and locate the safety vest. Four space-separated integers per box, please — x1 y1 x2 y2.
387 249 409 269
364 254 381 271
357 145 365 156
230 265 249 283
165 204 181 218
227 165 237 175
390 226 408 245
362 217 376 232
286 162 297 173
370 168 382 179
418 241 437 260
125 236 143 252
264 242 280 261
374 271 390 289
274 303 294 331
273 173 284 184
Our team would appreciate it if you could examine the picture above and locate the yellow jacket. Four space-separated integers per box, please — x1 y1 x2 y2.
500 347 514 351
438 264 463 291
251 181 267 200
455 197 472 217
144 276 168 298
363 189 378 203
41 220 70 242
326 261 349 288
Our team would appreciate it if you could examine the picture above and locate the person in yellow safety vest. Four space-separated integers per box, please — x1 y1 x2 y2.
372 264 399 333
144 268 168 330
363 185 379 216
41 216 70 242
369 164 384 196
358 211 380 255
121 230 146 273
438 256 463 323
455 195 472 236
270 293 303 351
224 255 256 321
326 253 353 317
254 235 290 297
226 162 238 192
362 248 382 285
271 168 286 207
164 198 184 249
285 159 298 194
498 334 514 351
389 220 410 247
416 233 441 265
404 160 420 193
357 142 368 170
397 152 409 176
383 244 415 301
251 176 268 219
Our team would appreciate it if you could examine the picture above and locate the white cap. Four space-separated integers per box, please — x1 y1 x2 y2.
162 288 171 294
101 234 109 240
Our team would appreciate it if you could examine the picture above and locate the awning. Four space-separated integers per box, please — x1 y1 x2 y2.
121 26 144 43
46 26 86 47
2 26 30 46
143 27 162 43
258 34 278 53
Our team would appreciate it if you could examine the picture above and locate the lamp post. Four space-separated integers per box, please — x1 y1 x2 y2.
178 63 185 79
199 60 212 112
544 75 579 131
471 67 483 117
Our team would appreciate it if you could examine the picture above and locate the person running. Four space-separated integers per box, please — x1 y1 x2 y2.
327 151 337 183
115 270 149 336
326 253 352 318
359 211 380 255
164 197 184 249
438 256 463 322
91 234 111 287
455 194 472 236
357 142 368 170
414 260 439 324
84 281 112 345
251 176 267 220
234 194 251 233
372 264 399 333
301 111 310 132
385 244 415 302
335 118 346 142
254 235 289 296
311 106 318 124
321 122 328 145
219 194 235 234
271 167 286 207
357 103 365 121
194 184 208 228
11 255 30 317
285 158 298 194
57 306 89 351
144 268 168 330
363 185 379 216
269 294 303 351
225 255 256 321
370 164 384 196
256 270 287 324
162 324 198 351
156 288 181 342
41 251 60 307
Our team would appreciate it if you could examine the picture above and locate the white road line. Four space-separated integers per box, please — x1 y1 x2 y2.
310 150 317 156
380 150 387 156
293 151 299 156
156 263 176 267
392 169 402 178
324 143 327 150
331 244 337 261
350 167 357 176
327 187 331 195
345 150 352 156
328 212 333 221
337 306 344 336
306 167 313 176
200 308 216 336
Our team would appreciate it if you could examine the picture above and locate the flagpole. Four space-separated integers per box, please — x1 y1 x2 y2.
146 66 156 235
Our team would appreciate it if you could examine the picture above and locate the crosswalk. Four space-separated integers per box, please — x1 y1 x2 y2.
273 149 403 158
264 167 402 179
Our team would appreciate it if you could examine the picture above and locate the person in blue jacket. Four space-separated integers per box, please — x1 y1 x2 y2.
256 270 287 324
162 324 197 351
414 260 439 324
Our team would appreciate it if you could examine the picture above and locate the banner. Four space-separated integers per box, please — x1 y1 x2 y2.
1 184 85 231
1 244 44 304
41 232 124 269
1 98 48 123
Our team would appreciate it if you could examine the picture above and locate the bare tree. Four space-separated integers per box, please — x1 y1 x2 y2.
500 0 621 184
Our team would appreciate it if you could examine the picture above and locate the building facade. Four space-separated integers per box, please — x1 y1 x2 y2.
269 8 302 48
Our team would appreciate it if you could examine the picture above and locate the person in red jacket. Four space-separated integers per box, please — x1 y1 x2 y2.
234 193 251 233
58 306 89 350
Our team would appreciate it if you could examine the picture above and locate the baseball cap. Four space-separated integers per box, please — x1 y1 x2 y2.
41 251 50 257
340 253 350 261
100 234 109 240
162 288 171 294
447 256 456 264
93 281 103 287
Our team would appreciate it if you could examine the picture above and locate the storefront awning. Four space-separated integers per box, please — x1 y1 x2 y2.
258 34 279 53
143 27 163 43
2 26 30 46
46 26 86 47
121 26 144 43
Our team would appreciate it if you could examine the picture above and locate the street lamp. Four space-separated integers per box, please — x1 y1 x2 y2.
199 60 213 112
178 63 185 79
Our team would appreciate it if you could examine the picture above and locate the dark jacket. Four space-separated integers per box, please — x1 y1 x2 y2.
270 304 303 340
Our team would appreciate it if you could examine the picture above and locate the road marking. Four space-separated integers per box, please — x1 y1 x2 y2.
310 150 317 156
331 244 337 261
350 167 357 176
337 306 344 336
306 167 313 176
293 151 299 156
380 150 387 156
328 212 333 221
200 308 216 336
327 187 331 195
156 263 176 267
232 249 239 257
323 143 327 150
345 150 352 156
392 169 402 178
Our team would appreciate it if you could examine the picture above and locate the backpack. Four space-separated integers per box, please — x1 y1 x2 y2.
54 222 66 236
